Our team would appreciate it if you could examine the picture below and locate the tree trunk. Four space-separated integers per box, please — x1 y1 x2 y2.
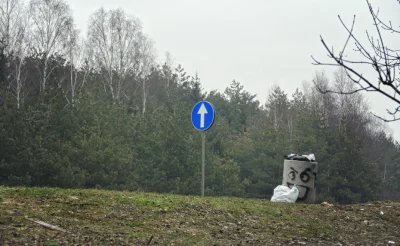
142 78 146 116
16 61 21 109
108 71 115 103
70 39 75 105
42 57 48 94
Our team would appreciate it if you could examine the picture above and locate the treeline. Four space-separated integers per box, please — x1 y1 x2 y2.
0 0 399 204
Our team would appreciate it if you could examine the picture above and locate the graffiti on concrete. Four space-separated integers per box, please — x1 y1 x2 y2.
283 161 318 202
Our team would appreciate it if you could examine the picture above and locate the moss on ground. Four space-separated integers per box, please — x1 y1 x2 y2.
0 186 399 245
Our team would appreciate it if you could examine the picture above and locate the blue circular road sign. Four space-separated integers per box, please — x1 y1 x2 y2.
191 101 215 131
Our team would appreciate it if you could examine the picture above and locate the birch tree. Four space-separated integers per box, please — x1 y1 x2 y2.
265 85 290 131
29 0 73 94
309 71 338 128
135 34 156 115
63 23 89 105
87 8 144 103
0 0 30 108
161 52 176 100
0 0 25 56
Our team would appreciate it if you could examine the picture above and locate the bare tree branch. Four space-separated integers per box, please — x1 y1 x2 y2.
87 8 145 104
0 0 30 109
371 112 400 122
29 0 73 94
339 15 356 62
312 0 400 121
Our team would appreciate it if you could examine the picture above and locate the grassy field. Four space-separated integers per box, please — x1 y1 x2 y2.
0 186 399 245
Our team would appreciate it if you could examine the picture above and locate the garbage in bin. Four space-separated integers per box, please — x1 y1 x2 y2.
270 184 299 203
284 153 316 162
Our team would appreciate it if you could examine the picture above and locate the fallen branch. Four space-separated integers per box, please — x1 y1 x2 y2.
25 217 70 233
147 235 154 245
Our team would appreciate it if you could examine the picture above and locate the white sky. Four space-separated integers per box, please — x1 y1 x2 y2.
67 0 400 141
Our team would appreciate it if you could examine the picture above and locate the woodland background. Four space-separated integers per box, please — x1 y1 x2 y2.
1 0 399 204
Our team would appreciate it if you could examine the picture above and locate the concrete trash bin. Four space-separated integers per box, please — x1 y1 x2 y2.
282 160 318 204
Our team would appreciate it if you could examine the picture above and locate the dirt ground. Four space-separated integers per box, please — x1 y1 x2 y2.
0 187 399 245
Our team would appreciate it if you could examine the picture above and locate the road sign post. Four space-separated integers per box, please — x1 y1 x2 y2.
191 101 215 197
201 132 205 197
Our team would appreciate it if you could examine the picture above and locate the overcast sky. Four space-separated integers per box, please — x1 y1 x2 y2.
67 0 400 141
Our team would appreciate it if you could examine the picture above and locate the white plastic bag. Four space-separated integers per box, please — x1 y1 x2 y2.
270 184 299 203
303 153 316 162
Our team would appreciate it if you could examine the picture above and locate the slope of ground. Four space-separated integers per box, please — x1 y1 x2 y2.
0 186 399 245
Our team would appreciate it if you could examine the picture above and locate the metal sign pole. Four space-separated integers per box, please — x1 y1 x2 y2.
201 132 206 197
191 101 215 198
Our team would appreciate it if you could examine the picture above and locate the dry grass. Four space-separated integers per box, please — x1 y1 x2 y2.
0 186 399 245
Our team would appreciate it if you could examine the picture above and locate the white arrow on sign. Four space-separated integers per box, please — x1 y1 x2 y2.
197 103 208 128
